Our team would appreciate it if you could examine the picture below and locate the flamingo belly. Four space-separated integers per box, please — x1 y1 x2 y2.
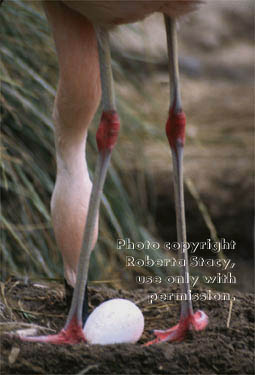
61 0 202 26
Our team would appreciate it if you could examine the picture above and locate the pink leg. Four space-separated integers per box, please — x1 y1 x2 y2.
20 2 101 344
21 110 120 345
43 1 101 287
20 9 120 344
145 311 208 345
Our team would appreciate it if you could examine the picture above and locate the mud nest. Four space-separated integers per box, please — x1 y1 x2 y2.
0 277 254 374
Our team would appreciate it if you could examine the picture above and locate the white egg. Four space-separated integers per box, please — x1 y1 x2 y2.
83 298 144 345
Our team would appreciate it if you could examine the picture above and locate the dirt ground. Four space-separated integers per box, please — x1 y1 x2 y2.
0 277 254 375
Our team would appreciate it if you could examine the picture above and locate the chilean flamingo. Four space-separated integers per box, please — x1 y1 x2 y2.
22 0 208 344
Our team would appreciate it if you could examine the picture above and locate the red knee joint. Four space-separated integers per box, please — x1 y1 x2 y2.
96 111 120 152
166 106 186 150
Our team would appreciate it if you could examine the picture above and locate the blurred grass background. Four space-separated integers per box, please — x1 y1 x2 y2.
0 0 168 286
1 0 253 292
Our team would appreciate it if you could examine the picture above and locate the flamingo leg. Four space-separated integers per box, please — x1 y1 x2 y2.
145 16 208 345
65 281 89 325
21 28 119 344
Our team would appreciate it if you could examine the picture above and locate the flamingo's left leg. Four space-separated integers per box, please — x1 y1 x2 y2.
145 16 208 345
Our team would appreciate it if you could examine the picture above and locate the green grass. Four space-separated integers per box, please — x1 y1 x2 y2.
0 0 167 285
1 0 223 289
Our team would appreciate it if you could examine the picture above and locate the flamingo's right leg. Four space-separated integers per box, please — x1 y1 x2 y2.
43 1 101 289
21 1 101 344
21 8 119 344
44 1 101 325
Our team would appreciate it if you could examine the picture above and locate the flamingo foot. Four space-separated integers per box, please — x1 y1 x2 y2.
19 316 86 344
144 310 208 346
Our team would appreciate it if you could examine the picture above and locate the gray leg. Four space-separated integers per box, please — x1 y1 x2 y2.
145 16 208 345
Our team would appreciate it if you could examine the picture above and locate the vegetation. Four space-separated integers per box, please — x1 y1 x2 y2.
1 0 165 285
1 0 225 289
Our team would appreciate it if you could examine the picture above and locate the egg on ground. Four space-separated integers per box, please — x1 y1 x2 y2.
83 298 144 345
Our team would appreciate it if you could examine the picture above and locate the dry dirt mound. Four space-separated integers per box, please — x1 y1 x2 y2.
0 278 254 374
